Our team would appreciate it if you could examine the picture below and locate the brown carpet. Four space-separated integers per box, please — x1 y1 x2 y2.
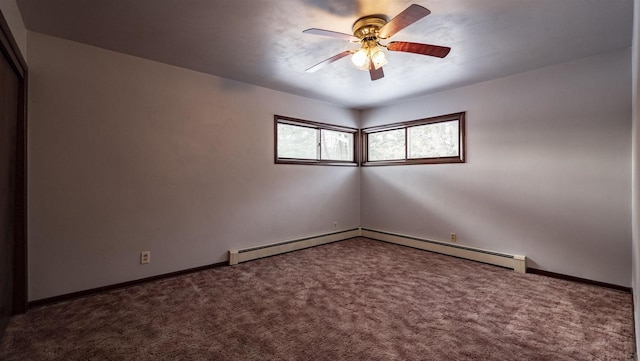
0 237 634 360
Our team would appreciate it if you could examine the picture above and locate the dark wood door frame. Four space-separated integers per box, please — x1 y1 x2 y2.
0 9 28 315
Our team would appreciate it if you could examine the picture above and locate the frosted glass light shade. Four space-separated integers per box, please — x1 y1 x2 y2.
370 48 387 69
351 48 370 70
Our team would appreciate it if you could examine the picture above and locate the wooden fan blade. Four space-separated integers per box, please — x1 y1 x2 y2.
369 63 384 81
303 28 359 42
387 41 451 58
306 50 354 73
378 4 431 39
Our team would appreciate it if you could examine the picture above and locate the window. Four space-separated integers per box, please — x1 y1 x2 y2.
361 112 465 166
275 115 358 166
368 129 405 161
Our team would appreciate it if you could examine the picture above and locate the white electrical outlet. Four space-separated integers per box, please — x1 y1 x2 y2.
333 221 337 229
450 233 457 242
140 251 151 264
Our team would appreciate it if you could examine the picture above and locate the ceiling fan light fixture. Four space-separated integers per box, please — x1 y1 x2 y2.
304 4 450 81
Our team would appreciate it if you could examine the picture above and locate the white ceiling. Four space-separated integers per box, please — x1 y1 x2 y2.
17 0 634 109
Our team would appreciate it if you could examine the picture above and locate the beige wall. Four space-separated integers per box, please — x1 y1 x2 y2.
27 31 360 300
0 0 25 58
361 49 632 287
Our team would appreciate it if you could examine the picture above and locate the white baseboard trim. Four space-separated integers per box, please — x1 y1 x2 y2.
229 228 360 265
361 228 527 273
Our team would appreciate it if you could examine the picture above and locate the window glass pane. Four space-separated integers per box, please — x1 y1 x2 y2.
368 129 405 161
321 129 353 161
277 123 318 160
408 120 459 159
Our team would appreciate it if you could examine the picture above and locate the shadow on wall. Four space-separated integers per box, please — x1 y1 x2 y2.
222 165 360 250
361 163 626 275
361 167 458 236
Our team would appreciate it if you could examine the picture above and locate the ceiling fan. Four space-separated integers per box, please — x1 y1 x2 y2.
303 4 451 81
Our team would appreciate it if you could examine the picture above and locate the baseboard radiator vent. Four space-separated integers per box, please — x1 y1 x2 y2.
229 228 360 265
361 228 526 273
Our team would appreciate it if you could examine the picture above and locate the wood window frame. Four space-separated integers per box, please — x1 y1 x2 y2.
361 112 466 166
274 115 359 166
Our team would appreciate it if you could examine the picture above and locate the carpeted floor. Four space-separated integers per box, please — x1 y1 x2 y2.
0 237 634 360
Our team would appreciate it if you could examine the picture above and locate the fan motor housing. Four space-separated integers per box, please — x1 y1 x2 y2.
352 16 387 40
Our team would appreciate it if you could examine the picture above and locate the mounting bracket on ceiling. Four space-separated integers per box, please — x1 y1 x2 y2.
352 16 387 41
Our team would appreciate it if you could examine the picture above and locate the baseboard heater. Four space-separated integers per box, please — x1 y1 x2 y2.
229 228 360 265
361 228 526 273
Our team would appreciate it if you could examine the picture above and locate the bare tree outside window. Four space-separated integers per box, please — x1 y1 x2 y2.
277 123 318 160
368 129 405 161
408 121 459 159
321 129 353 161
